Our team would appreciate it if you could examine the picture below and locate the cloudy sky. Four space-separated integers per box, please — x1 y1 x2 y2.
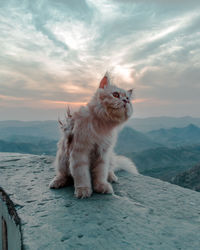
0 0 200 120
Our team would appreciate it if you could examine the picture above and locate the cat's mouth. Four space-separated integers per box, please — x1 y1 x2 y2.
105 102 133 122
108 103 128 111
112 102 129 108
107 104 129 114
120 103 129 109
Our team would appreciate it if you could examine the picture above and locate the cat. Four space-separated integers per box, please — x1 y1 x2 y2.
49 73 138 198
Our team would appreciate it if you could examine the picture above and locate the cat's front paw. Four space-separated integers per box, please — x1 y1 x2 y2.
108 171 118 183
75 187 92 199
49 176 67 189
93 182 113 194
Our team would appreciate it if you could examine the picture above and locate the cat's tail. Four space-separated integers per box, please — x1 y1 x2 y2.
112 154 139 175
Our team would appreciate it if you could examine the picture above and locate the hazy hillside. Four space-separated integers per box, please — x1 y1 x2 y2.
0 120 59 140
115 127 161 153
126 144 200 181
127 116 200 132
1 119 200 189
0 121 162 155
0 139 57 155
0 126 159 156
146 124 200 147
171 164 200 192
1 116 200 139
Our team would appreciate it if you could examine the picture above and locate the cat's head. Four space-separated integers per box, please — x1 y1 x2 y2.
91 73 134 123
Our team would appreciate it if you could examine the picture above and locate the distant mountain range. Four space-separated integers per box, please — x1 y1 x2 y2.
171 164 200 192
0 124 160 155
0 118 200 189
0 120 60 141
127 116 200 132
0 139 57 156
146 124 200 147
1 116 200 135
115 127 161 153
125 144 200 182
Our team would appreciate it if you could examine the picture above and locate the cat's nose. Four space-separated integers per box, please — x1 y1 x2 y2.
123 99 129 104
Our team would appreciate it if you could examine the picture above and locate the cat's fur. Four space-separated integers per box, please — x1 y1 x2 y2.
49 73 138 198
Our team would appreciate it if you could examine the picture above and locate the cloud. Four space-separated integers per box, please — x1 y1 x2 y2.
0 0 200 119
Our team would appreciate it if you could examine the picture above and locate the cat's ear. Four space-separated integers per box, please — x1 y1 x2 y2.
127 89 133 99
99 73 110 89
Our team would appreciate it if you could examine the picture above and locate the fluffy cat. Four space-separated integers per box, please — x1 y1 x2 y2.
49 73 138 198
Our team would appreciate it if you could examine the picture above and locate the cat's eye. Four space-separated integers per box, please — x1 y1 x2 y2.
112 92 120 98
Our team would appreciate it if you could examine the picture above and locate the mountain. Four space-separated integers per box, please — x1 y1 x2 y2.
171 164 200 192
127 116 200 132
146 124 200 147
0 121 161 155
2 116 200 139
115 127 161 154
126 144 200 181
0 120 60 155
1 153 200 249
0 127 159 156
0 120 59 140
0 139 57 155
1 120 200 186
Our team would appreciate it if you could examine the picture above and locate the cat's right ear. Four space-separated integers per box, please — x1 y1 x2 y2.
99 74 109 89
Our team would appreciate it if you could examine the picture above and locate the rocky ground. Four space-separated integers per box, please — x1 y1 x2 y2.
0 152 200 250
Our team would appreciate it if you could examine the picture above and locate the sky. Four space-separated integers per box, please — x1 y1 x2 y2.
0 0 200 120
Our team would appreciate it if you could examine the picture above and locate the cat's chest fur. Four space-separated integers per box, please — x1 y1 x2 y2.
89 129 116 167
94 132 114 151
74 105 117 147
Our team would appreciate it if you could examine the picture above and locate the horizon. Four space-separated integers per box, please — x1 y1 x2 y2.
1 0 200 120
1 115 200 122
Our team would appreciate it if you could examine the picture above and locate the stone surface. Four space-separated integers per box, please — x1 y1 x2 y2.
0 152 200 250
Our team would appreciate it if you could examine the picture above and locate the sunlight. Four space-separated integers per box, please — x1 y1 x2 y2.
113 65 133 84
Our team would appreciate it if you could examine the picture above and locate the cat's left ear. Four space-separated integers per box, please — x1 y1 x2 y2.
99 73 110 89
127 89 133 99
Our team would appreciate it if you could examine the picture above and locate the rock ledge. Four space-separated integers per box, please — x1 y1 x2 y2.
0 153 200 250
